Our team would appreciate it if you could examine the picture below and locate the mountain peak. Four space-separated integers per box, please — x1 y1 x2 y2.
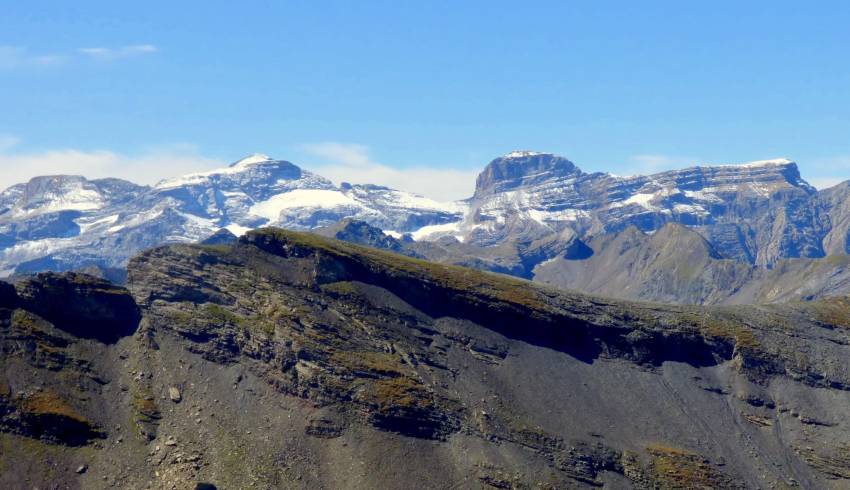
231 153 274 168
155 154 302 190
475 152 580 197
503 150 546 159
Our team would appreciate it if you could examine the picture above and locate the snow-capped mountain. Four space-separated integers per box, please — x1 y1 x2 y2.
0 154 464 276
0 150 847 278
452 152 823 265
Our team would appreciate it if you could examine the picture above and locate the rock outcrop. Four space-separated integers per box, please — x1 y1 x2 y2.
2 228 847 488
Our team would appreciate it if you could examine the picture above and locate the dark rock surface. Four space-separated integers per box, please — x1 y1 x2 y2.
199 228 238 245
1 228 848 488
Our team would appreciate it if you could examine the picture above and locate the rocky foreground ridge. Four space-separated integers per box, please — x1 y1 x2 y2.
1 228 850 488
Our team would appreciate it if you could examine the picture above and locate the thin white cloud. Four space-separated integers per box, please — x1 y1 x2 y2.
808 177 846 190
299 142 372 166
806 156 850 189
0 44 156 70
78 44 158 61
298 142 477 201
0 145 221 192
0 46 68 69
0 135 21 153
628 154 697 175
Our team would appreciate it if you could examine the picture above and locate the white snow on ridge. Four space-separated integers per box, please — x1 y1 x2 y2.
0 237 77 264
225 224 253 237
377 190 466 214
231 153 273 167
503 150 545 158
249 189 364 221
16 187 104 217
704 158 793 168
683 190 723 203
526 208 588 224
155 153 277 189
673 203 708 215
623 193 658 210
410 221 463 242
77 214 120 234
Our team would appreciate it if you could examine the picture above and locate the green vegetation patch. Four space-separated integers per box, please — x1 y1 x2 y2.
19 390 90 425
246 228 552 312
368 375 433 410
645 444 741 489
677 312 760 350
332 350 408 377
809 297 850 329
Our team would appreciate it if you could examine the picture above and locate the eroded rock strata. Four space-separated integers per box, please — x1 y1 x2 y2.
1 229 849 488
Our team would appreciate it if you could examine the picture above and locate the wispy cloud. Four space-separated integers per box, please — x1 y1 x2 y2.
0 46 68 69
628 154 698 175
0 134 21 153
0 141 220 191
806 156 850 189
298 142 477 201
78 44 158 61
0 44 157 70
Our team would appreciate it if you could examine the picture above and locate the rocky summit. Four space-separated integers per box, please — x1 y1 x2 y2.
1 228 849 488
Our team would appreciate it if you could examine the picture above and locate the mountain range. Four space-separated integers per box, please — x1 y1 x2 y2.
3 151 850 304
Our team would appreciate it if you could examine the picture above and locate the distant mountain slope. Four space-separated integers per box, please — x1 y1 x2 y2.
2 228 849 488
0 154 463 275
534 223 850 304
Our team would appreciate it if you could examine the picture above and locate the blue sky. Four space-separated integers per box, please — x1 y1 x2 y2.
2 1 850 199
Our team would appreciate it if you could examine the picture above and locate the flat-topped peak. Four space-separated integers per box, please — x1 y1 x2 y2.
475 152 580 197
703 157 794 168
502 150 547 159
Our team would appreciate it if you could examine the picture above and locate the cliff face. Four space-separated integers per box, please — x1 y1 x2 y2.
2 229 850 488
462 154 822 266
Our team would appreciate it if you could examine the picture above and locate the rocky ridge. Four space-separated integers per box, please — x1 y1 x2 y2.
1 228 849 488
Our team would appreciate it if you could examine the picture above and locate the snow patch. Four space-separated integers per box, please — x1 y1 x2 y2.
156 153 279 189
706 158 793 168
231 153 272 167
224 224 252 237
503 150 544 158
623 193 658 210
410 221 463 242
673 203 708 215
16 187 104 217
683 190 723 203
249 189 363 221
77 214 120 234
379 190 466 213
526 208 588 224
